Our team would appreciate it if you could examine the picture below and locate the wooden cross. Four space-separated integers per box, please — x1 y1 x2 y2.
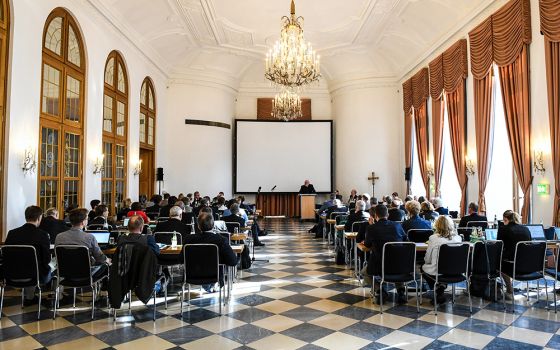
368 171 379 198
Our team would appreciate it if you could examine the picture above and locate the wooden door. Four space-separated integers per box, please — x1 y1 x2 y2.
139 148 154 198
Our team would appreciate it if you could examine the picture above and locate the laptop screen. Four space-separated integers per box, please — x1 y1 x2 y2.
123 218 129 227
91 231 110 244
555 227 560 240
525 224 546 240
485 229 498 240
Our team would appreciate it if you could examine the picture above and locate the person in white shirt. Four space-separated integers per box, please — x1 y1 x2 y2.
421 215 462 305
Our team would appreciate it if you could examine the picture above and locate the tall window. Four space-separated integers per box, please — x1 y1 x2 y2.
439 103 462 212
102 51 128 214
38 9 85 211
139 78 155 149
410 122 425 197
0 0 9 231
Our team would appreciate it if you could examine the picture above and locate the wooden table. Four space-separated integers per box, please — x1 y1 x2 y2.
103 244 244 255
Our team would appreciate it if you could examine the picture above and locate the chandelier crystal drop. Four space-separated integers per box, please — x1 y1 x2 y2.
271 88 302 121
265 0 321 89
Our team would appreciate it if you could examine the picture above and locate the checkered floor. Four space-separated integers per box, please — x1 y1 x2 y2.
1 219 560 349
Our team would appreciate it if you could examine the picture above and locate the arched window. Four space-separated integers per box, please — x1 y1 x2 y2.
102 51 128 214
140 78 155 148
38 8 85 211
0 0 9 229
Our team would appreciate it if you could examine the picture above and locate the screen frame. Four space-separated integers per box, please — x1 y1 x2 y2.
233 119 334 194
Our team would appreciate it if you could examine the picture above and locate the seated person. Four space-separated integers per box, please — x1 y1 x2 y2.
117 198 132 221
183 212 238 292
421 216 462 305
118 216 159 254
5 206 53 305
318 193 337 215
497 210 530 299
458 202 488 228
344 200 370 232
362 193 371 210
324 199 348 242
214 196 228 212
88 199 101 222
222 203 264 246
180 203 195 230
420 201 439 222
402 200 432 233
55 208 109 281
356 207 376 243
200 207 228 233
418 196 427 204
362 204 407 304
388 200 406 222
145 194 162 218
154 206 190 239
193 197 211 217
401 195 413 211
432 197 449 216
299 179 316 194
39 207 69 243
347 189 358 206
158 196 177 218
238 195 255 215
89 204 115 230
127 202 150 224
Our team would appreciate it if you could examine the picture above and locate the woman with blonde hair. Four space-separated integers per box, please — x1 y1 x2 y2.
421 215 462 304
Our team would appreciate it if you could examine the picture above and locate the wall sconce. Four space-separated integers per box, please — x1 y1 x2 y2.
534 150 546 175
133 160 142 176
93 154 105 175
22 148 37 174
465 157 476 177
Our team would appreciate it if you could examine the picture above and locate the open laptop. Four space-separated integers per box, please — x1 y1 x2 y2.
90 231 111 245
123 218 129 227
525 224 546 241
485 228 498 240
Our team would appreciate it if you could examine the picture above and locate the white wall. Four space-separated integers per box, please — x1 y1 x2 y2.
331 85 403 199
160 82 235 198
399 0 556 224
4 0 167 235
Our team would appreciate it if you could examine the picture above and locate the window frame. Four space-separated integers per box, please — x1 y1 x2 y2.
140 77 156 150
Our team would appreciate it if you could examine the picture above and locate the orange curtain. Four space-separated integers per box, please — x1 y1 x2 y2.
429 56 444 197
403 79 413 194
540 0 560 225
414 102 430 196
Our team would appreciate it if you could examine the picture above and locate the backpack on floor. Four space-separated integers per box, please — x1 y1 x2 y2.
335 243 345 265
240 244 252 269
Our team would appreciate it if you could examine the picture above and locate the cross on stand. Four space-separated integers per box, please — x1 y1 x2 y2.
368 171 379 198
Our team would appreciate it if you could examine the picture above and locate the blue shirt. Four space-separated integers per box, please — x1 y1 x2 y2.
402 215 432 233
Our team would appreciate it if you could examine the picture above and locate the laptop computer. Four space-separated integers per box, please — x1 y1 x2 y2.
555 227 560 240
123 218 129 227
485 228 498 240
90 231 111 245
525 224 546 241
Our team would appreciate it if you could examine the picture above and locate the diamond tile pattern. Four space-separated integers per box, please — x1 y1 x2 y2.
1 219 559 349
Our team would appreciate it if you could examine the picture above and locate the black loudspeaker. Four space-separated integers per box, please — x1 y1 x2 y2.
404 167 411 181
156 167 164 181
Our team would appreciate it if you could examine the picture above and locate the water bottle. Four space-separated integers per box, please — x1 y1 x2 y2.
234 226 239 235
494 215 498 229
171 231 177 248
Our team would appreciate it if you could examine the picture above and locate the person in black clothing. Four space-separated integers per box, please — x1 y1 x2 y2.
388 200 406 222
89 204 116 230
159 196 177 218
344 200 370 232
420 201 440 222
363 204 407 304
146 194 162 219
191 191 202 208
88 199 101 222
432 197 449 216
459 202 488 228
222 203 264 246
497 210 531 298
184 212 238 292
5 206 53 305
39 207 69 243
154 206 190 239
299 179 316 194
193 197 211 217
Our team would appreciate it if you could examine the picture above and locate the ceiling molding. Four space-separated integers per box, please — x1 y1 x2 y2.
329 76 397 96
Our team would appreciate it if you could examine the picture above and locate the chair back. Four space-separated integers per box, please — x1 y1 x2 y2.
407 229 433 243
183 244 220 285
157 217 170 223
382 242 416 278
87 224 106 231
0 245 39 287
471 240 503 278
467 221 488 229
55 245 92 286
352 221 368 233
544 227 556 240
154 232 182 246
335 214 348 226
436 243 470 276
329 211 347 219
219 232 231 244
513 241 546 275
225 222 241 234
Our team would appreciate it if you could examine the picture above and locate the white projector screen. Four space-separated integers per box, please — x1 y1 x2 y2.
235 120 333 193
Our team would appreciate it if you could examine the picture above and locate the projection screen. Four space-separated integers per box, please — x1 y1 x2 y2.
234 120 333 193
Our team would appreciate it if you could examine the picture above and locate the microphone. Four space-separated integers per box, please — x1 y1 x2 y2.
271 185 277 191
258 186 262 192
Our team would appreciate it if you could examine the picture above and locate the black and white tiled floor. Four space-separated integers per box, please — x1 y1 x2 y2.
1 219 560 349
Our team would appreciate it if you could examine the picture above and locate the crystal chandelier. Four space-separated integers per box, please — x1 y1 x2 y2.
271 88 302 121
265 0 321 89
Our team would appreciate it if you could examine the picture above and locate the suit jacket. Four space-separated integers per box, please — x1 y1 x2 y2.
154 219 190 240
146 204 160 216
39 216 69 243
222 214 247 233
5 223 51 277
299 184 316 194
497 223 531 261
326 206 348 219
183 231 237 266
459 213 488 228
388 208 406 222
420 210 440 222
435 207 449 216
344 210 370 232
158 205 173 218
364 219 406 276
402 215 432 233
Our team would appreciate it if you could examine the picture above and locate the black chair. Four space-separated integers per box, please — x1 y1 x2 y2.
545 241 560 312
503 241 547 312
146 211 159 220
87 224 107 231
154 232 183 282
225 222 241 234
421 243 472 315
54 245 109 319
470 240 505 308
407 229 433 243
0 246 45 319
181 244 225 315
157 217 170 223
376 242 419 313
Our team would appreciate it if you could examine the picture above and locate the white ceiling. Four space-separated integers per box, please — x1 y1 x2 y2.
90 0 494 89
